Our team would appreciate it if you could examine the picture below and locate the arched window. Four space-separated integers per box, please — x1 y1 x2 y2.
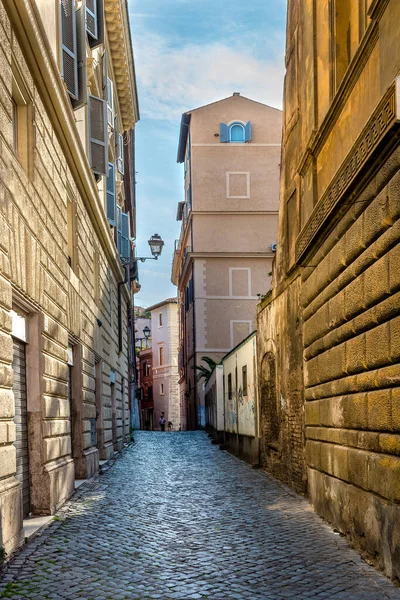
229 123 245 142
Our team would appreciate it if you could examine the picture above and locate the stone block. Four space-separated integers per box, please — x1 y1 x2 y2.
59 435 71 457
320 396 343 427
58 399 70 418
367 389 391 431
0 445 16 478
344 214 364 264
365 322 390 369
375 364 400 388
320 442 334 475
327 290 346 330
364 254 390 307
344 274 365 321
345 333 366 374
44 437 61 462
389 315 400 362
0 387 15 418
332 445 349 482
392 388 400 430
341 393 368 429
304 303 330 347
379 433 400 455
368 454 400 501
348 447 368 489
357 431 379 451
44 396 59 418
363 188 392 247
0 421 8 443
389 238 400 293
388 169 400 221
0 329 12 362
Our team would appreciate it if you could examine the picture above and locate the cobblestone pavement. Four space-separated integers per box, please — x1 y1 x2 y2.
1 432 400 600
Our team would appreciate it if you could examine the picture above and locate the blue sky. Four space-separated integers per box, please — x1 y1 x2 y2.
128 0 287 307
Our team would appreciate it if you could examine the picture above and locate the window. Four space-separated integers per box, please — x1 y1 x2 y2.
158 313 163 327
332 0 364 92
67 198 77 273
89 95 107 175
60 0 78 101
228 373 232 400
159 346 164 366
160 383 164 395
116 133 124 174
12 70 31 174
220 121 251 143
144 362 151 377
242 365 248 396
106 77 114 127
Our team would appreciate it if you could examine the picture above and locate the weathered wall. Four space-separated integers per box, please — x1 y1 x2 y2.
0 0 132 556
257 0 400 580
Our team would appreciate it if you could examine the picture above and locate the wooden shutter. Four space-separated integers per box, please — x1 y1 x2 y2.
106 162 116 226
220 122 229 143
116 205 122 253
245 121 252 142
107 78 113 126
89 95 107 175
60 0 78 100
86 0 97 39
102 51 108 100
116 133 124 174
87 0 104 48
121 212 130 261
72 5 87 110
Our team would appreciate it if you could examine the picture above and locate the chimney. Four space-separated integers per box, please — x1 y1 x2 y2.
233 92 240 96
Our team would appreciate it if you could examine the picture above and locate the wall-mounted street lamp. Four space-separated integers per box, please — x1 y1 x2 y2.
136 234 164 262
135 324 151 350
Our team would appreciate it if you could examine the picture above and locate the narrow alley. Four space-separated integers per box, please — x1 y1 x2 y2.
1 432 399 600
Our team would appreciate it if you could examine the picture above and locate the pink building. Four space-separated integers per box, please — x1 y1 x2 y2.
171 93 282 430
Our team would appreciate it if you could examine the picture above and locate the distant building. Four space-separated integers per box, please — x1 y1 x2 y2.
138 348 153 430
172 93 282 430
147 298 180 431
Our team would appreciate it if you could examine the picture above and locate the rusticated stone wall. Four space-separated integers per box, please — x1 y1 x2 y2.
304 150 400 580
0 1 131 555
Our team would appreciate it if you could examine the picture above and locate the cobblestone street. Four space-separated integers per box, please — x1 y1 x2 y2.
1 432 399 600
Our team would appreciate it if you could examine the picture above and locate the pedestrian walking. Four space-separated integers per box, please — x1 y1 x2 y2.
159 412 166 431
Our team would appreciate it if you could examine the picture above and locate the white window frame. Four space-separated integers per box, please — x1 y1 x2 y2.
229 268 251 297
226 172 250 199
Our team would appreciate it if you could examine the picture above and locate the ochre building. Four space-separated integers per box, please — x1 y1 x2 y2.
0 0 139 555
258 0 400 578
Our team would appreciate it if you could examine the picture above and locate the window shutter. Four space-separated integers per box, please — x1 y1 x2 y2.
87 0 104 48
106 162 116 226
220 122 229 143
71 5 87 110
116 206 122 253
86 0 97 39
60 0 78 100
102 51 108 100
187 184 191 208
245 121 252 142
89 95 107 175
107 78 113 127
121 212 130 261
116 133 124 174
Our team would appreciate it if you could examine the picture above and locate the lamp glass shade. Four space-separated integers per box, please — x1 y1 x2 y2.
143 325 151 339
148 234 164 258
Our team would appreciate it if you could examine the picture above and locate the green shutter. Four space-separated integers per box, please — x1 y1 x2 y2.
121 212 130 261
60 0 78 100
89 95 107 175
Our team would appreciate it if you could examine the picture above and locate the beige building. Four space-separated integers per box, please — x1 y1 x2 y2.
0 0 138 555
148 298 180 430
257 0 400 579
172 93 282 430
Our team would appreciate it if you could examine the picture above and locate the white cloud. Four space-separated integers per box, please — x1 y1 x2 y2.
132 32 285 122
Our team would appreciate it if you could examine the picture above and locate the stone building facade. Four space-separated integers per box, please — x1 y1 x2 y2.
258 0 400 579
148 298 180 431
172 94 282 430
0 0 139 555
